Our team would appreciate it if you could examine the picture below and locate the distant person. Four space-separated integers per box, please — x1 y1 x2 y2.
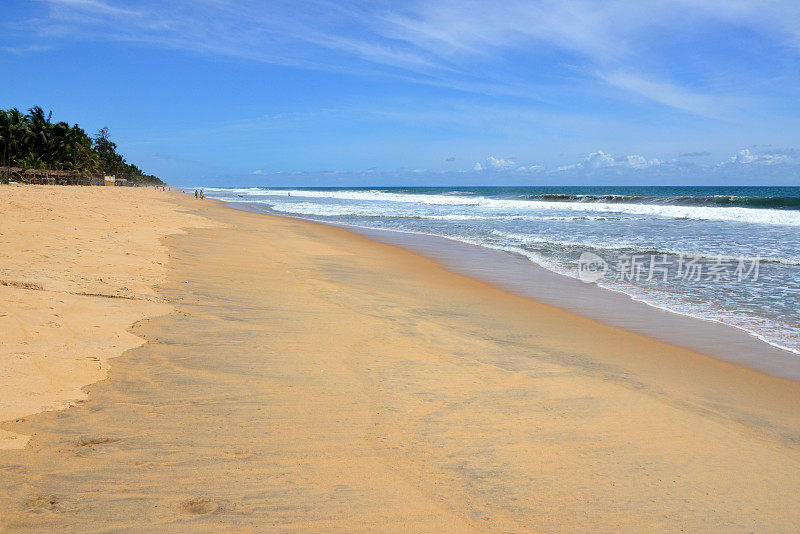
194 189 198 199
200 189 204 199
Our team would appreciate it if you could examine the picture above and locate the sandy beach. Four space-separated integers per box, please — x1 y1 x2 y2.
2 185 800 531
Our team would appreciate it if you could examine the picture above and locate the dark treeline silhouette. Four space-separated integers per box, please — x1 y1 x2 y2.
0 106 164 184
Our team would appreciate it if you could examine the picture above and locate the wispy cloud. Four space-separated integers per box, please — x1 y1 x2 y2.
600 71 729 118
45 0 143 17
1 44 54 54
16 0 800 116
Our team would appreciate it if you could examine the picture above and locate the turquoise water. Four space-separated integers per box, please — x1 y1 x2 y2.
200 186 800 355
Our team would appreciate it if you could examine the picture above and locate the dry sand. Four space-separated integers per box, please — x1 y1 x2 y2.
0 185 214 448
1 185 799 532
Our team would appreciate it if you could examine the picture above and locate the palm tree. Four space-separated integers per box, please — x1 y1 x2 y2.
0 108 26 168
24 106 53 166
66 124 98 173
8 108 27 167
0 109 7 169
49 121 71 168
20 153 44 170
1 106 163 184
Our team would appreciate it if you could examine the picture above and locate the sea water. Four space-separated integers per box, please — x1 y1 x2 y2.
199 186 800 356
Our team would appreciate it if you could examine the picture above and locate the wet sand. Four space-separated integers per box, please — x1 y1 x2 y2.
2 188 800 531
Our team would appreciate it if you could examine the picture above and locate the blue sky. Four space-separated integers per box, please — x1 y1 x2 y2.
2 0 800 186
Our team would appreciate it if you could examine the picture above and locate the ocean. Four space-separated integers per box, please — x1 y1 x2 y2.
199 186 800 357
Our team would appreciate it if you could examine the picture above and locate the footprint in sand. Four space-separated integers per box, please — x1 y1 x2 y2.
222 449 252 459
24 495 62 513
178 498 222 515
61 436 121 456
76 436 120 447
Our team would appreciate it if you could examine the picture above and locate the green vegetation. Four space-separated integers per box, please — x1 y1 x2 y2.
0 106 164 184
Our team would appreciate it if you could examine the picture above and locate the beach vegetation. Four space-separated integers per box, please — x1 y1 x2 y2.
0 107 163 184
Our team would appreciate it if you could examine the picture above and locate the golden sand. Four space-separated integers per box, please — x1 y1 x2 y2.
0 185 214 448
1 186 799 531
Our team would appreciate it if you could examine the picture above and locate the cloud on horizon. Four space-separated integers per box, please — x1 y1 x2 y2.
552 150 662 173
466 147 800 180
474 155 517 171
195 147 800 186
726 148 797 166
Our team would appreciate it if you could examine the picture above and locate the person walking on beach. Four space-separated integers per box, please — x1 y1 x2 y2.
194 189 198 199
200 189 204 199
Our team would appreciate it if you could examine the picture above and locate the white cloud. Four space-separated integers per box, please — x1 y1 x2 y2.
626 154 662 169
727 148 794 165
474 147 797 176
487 156 515 168
251 169 263 175
558 150 664 172
762 154 792 165
46 0 143 17
583 150 616 169
559 149 614 171
729 149 757 164
601 72 726 118
512 164 545 173
474 155 517 171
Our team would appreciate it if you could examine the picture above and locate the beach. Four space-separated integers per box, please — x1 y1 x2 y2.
1 185 800 531
0 185 214 450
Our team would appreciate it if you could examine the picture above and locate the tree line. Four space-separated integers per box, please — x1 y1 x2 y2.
0 106 164 184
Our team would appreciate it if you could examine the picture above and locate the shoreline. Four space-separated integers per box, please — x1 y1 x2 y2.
2 188 800 530
233 201 800 381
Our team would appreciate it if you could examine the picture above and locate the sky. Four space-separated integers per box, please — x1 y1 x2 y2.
2 0 800 186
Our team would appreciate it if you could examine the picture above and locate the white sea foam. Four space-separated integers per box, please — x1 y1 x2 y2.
468 234 800 355
490 230 800 265
220 188 800 226
478 198 800 226
256 189 481 205
202 187 263 193
237 198 629 222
